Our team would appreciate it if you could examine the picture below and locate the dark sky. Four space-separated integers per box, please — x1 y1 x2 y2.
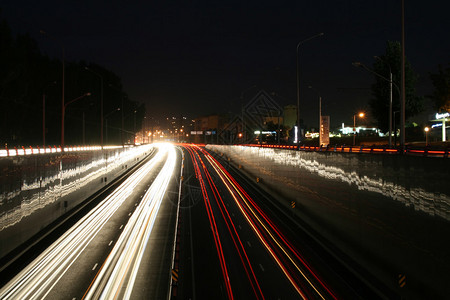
2 0 449 128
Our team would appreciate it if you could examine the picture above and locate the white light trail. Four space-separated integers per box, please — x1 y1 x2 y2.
84 143 176 299
0 144 174 300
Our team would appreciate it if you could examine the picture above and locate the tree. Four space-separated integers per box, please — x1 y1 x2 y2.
429 65 450 112
0 14 145 146
369 41 424 132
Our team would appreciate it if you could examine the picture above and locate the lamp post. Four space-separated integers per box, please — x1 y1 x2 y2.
240 85 257 144
374 56 393 147
63 93 91 146
401 0 406 149
424 126 430 145
296 32 324 145
353 112 365 146
308 85 322 145
105 108 120 145
40 30 65 147
134 110 137 145
85 67 104 147
42 81 56 148
108 84 125 146
393 110 400 146
352 62 400 147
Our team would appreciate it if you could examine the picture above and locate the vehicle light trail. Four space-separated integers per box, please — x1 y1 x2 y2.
184 145 265 299
0 144 174 300
183 144 338 299
83 143 176 299
183 145 234 299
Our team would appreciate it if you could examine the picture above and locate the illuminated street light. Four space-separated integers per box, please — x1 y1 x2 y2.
353 61 400 148
353 112 365 146
308 85 322 145
374 56 393 147
105 108 120 145
42 81 57 148
296 32 324 145
40 30 65 147
424 126 430 145
63 93 91 147
85 67 104 147
108 84 125 146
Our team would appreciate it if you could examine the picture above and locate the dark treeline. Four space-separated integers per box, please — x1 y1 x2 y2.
0 14 145 147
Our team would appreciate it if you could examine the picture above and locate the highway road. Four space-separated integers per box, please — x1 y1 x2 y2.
0 143 393 299
0 143 181 299
176 144 393 299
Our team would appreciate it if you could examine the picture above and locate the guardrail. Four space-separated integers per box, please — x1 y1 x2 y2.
0 145 131 157
241 144 450 158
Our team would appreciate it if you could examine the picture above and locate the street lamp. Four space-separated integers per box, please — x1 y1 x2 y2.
40 30 65 147
296 32 324 145
424 126 430 145
108 84 125 146
308 85 322 145
353 61 401 148
63 93 91 147
105 108 120 145
240 85 257 143
85 67 104 147
134 110 137 144
353 112 365 146
42 81 56 148
374 56 393 147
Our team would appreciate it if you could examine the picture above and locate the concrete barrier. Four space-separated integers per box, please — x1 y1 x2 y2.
207 145 450 298
0 145 152 259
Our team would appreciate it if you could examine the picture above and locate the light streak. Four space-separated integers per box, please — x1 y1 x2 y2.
183 146 234 299
186 144 338 299
0 144 174 300
84 143 177 299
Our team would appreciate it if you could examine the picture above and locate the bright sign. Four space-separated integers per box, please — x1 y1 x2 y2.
435 112 450 120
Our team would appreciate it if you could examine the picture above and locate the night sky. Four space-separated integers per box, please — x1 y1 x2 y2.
2 0 449 128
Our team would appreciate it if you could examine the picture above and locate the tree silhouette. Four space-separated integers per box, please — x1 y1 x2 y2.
429 65 450 113
369 41 424 132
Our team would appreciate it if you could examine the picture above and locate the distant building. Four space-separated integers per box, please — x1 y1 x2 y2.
339 123 382 136
192 114 227 144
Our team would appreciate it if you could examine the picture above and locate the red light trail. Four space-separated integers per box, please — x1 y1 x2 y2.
182 144 338 299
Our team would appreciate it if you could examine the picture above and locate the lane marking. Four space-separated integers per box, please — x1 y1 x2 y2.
128 212 132 216
259 264 265 272
108 240 113 246
247 241 252 247
238 225 242 230
92 263 98 271
119 225 123 230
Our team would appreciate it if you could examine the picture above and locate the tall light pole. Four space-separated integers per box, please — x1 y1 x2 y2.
296 32 324 145
134 110 137 145
424 127 430 145
63 93 91 146
85 67 104 147
400 0 406 150
308 85 322 145
40 30 65 147
108 84 125 146
353 112 365 146
353 62 400 147
42 81 56 148
374 56 393 147
105 108 120 145
240 85 257 143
